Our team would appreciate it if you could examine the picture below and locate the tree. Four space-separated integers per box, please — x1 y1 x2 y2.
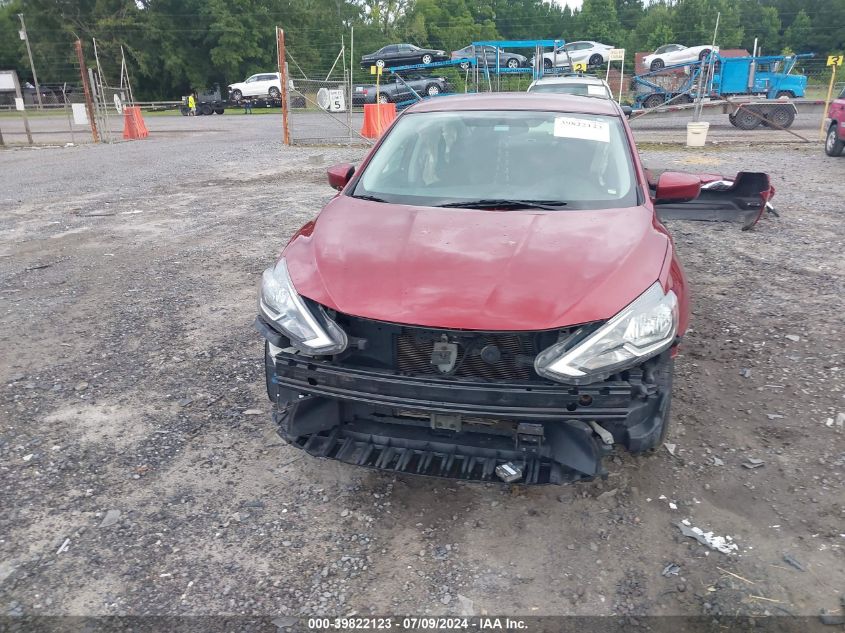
577 0 624 45
783 9 811 53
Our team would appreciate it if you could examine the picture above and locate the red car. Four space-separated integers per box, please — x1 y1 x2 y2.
256 94 772 484
825 85 845 157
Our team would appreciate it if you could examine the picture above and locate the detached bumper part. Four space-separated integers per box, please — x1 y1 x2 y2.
262 333 672 485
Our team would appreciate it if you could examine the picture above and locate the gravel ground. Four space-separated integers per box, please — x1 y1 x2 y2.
0 118 843 626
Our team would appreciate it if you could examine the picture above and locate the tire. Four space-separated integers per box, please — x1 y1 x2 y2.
460 61 470 70
825 123 845 157
650 358 675 451
728 113 739 127
375 59 385 68
421 54 433 65
767 105 795 129
650 58 664 71
589 53 603 67
426 83 440 97
268 86 280 98
698 49 712 61
200 104 213 116
377 93 390 104
543 58 553 70
776 90 795 99
674 93 692 104
643 93 665 109
733 108 761 130
506 57 519 69
214 108 225 115
230 89 242 101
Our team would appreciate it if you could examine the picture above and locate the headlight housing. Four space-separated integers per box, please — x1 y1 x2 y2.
535 282 678 384
258 259 347 355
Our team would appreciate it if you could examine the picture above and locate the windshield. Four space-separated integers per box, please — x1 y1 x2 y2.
352 110 637 209
529 83 612 98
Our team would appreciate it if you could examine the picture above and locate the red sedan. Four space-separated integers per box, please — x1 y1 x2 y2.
255 93 771 484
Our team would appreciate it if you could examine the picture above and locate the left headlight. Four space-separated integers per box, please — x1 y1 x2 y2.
535 282 678 384
259 259 347 355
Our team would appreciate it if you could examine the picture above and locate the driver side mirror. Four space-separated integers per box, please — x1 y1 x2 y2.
654 172 701 204
327 163 355 191
621 105 632 117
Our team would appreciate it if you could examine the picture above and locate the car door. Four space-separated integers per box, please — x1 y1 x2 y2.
665 45 687 64
565 42 589 63
242 74 260 96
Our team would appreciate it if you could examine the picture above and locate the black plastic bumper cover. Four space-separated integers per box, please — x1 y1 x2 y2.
261 336 672 485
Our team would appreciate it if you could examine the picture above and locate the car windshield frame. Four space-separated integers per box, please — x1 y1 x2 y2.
349 109 639 211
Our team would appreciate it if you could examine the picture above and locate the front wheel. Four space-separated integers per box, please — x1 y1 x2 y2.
543 58 552 70
230 89 242 101
375 59 385 68
826 124 845 157
214 108 225 115
377 93 390 104
698 49 712 61
650 59 664 71
426 83 440 97
643 93 664 109
506 58 519 69
421 54 433 64
200 104 213 116
589 53 603 67
269 86 280 98
776 90 795 99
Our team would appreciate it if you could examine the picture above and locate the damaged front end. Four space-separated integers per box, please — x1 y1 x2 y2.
257 310 674 485
651 171 776 230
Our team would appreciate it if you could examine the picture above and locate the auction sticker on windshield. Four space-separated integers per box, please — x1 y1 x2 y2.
553 116 610 143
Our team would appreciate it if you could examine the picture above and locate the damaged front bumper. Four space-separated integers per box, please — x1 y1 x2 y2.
260 319 673 485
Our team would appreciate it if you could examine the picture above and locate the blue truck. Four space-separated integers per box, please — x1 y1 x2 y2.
633 53 813 129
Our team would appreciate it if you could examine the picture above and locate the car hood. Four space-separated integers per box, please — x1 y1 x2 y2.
283 197 669 331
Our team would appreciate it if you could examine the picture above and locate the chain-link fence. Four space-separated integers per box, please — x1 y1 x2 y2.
288 75 370 145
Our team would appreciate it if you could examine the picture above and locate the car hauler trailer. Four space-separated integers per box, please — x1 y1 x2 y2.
633 53 813 129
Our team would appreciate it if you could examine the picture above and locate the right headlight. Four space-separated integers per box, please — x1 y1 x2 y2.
535 282 678 385
258 259 347 355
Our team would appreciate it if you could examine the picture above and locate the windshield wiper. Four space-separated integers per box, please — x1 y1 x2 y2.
352 194 388 203
437 199 569 210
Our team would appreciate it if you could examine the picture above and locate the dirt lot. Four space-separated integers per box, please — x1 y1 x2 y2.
0 115 843 628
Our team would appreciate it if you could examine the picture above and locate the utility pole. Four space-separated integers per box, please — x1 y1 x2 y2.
18 14 43 109
75 39 99 143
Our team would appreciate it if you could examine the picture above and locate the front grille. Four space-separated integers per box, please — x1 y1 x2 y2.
396 332 535 380
329 309 579 383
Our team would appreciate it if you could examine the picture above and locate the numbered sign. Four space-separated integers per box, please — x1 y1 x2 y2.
370 65 383 76
573 62 588 72
316 87 347 112
827 54 844 67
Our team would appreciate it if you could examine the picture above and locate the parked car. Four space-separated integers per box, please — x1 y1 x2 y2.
254 92 774 484
527 74 613 99
227 73 281 101
643 44 719 71
824 84 845 157
360 44 448 69
534 41 615 70
352 74 451 105
451 45 528 69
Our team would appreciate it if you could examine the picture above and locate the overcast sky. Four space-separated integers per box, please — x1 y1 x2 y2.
555 0 584 9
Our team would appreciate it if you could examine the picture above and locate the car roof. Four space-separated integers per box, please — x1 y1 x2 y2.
531 76 607 86
407 92 620 116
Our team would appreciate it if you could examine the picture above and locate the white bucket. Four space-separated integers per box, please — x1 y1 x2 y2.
686 121 710 147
